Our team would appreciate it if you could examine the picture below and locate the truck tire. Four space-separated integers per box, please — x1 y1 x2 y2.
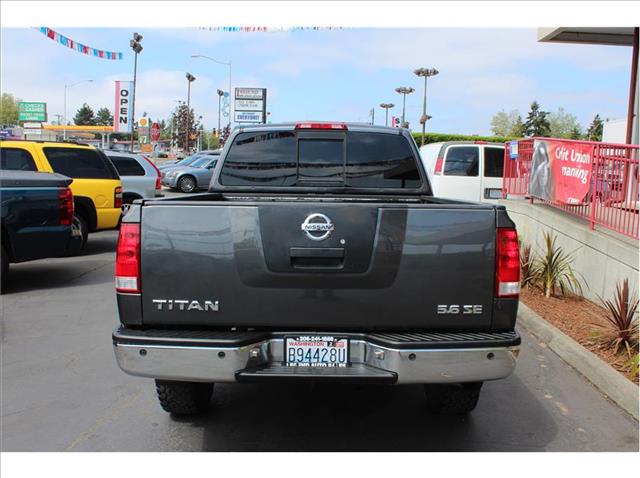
65 214 88 256
424 382 483 414
177 175 196 193
155 380 213 415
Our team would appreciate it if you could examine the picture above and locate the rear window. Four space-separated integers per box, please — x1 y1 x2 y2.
109 156 146 176
220 131 421 189
443 146 479 177
0 147 37 171
484 147 504 178
43 147 118 179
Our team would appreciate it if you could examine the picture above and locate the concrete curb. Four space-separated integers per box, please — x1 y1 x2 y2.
518 302 639 420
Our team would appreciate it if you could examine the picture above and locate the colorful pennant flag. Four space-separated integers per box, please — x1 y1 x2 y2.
200 26 344 33
36 27 123 60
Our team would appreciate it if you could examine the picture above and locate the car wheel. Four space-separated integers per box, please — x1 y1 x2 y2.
424 382 483 414
155 380 214 415
65 214 88 256
177 175 196 193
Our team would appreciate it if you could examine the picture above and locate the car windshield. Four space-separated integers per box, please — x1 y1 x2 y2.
190 156 213 168
177 155 201 166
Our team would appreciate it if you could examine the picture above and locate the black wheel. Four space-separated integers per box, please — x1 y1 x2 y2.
65 214 88 256
177 175 197 193
1 243 9 290
155 380 214 415
424 382 483 414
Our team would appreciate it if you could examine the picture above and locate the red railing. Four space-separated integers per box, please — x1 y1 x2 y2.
502 137 640 240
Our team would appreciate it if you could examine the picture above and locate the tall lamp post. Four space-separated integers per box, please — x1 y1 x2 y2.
191 55 232 126
394 87 415 128
185 72 196 154
129 32 143 152
414 67 439 146
216 89 224 135
63 79 93 140
379 103 394 126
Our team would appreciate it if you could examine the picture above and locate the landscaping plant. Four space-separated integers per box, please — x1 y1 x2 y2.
536 232 582 298
597 278 639 356
519 241 538 289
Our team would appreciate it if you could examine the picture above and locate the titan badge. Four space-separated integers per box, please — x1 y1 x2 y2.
152 299 219 311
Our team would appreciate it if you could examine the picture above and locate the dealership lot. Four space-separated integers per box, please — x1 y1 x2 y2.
1 229 637 452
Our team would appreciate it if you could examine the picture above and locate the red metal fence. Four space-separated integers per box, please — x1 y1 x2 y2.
502 137 640 240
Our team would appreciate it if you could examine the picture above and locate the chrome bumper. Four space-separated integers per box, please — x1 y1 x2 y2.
113 334 519 384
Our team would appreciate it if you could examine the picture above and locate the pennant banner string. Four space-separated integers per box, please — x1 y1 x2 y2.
35 27 123 60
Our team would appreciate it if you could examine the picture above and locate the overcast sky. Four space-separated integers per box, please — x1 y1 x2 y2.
0 27 632 134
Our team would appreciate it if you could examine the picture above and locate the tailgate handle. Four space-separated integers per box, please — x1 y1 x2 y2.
290 247 345 269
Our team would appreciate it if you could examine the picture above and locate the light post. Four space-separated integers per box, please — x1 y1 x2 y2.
129 32 143 152
379 103 394 126
414 67 439 146
63 79 93 140
185 72 196 154
216 89 224 135
191 55 232 126
395 87 415 128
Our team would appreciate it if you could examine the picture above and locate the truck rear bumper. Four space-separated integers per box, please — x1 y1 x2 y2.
113 328 520 384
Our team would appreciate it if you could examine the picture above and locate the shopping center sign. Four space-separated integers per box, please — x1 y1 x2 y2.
18 102 47 122
234 87 267 123
529 139 594 205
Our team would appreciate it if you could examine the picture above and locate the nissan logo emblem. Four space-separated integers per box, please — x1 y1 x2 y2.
301 213 334 241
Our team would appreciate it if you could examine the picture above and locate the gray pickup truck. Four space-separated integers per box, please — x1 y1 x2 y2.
113 122 521 416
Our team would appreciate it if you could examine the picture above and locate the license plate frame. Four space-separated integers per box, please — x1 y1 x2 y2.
284 335 349 368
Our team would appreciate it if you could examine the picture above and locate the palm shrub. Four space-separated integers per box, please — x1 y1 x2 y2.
536 232 582 298
597 278 639 355
519 241 538 288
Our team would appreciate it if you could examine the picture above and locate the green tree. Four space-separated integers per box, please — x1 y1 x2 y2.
0 93 21 126
73 103 96 126
510 114 525 137
95 107 113 126
490 109 520 137
586 114 604 141
548 107 581 138
523 101 551 137
169 103 198 151
569 125 583 140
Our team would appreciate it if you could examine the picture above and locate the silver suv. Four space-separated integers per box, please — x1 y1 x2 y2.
104 151 162 204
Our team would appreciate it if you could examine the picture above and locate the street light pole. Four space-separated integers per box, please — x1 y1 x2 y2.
395 87 415 128
191 55 233 127
217 89 224 135
63 79 93 140
129 32 143 152
379 103 394 126
414 67 439 146
185 73 196 154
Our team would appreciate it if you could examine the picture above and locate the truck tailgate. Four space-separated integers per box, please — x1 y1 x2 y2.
140 201 497 330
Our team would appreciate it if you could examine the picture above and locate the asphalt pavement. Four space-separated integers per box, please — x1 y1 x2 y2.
1 228 638 452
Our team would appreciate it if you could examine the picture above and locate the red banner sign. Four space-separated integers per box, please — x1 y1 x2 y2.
151 123 161 142
529 139 594 204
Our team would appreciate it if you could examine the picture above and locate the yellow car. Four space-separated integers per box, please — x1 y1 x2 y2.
0 140 122 253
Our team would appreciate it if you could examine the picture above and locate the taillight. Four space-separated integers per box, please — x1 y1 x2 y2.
496 228 520 297
434 155 444 175
115 223 140 293
114 186 123 209
140 155 162 190
58 187 74 226
295 122 347 130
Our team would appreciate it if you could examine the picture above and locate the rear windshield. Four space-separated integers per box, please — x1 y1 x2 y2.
43 147 119 180
219 131 422 189
109 156 146 176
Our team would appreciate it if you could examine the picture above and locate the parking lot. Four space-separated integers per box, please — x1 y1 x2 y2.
1 216 638 452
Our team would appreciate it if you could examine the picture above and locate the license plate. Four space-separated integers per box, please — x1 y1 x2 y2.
285 336 349 367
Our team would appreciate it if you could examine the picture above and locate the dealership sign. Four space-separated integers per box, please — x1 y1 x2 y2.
529 139 594 205
18 102 47 122
113 81 133 133
234 87 267 124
